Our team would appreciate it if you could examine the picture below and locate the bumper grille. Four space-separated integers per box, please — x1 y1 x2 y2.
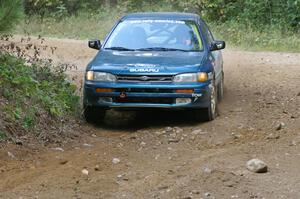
115 97 174 104
114 88 174 93
116 75 173 82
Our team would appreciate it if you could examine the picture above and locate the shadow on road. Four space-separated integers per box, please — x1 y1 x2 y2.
93 109 203 131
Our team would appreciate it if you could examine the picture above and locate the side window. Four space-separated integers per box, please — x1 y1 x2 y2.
206 26 214 43
200 22 214 45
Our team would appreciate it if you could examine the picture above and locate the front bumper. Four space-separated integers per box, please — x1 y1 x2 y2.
83 81 211 109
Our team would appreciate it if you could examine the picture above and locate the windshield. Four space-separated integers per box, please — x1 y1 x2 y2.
104 19 203 51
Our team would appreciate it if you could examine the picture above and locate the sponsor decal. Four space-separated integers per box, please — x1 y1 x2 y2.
192 93 202 97
129 68 159 72
128 63 159 72
192 93 202 102
135 52 156 57
129 20 185 24
127 63 157 67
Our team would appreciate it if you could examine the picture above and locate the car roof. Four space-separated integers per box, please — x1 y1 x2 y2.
121 12 200 21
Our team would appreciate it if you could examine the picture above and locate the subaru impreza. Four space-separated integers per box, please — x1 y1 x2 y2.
83 12 225 122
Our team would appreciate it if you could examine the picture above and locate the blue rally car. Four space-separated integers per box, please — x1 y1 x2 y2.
83 12 225 122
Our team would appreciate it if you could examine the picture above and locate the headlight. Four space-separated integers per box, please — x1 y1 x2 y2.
173 72 209 83
86 71 116 82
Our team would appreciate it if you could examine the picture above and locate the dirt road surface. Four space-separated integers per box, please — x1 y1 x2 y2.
0 36 300 199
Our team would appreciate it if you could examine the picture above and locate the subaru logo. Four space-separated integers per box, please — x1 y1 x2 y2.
140 76 149 81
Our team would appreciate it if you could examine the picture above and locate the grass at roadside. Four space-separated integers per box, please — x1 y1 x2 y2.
0 52 80 143
15 11 121 40
15 10 300 53
15 11 300 52
211 21 300 52
15 12 300 52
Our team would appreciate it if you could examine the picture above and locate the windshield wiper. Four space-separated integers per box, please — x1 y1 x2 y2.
136 47 190 52
104 47 135 51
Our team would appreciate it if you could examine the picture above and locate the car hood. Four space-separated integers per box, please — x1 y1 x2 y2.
89 50 206 75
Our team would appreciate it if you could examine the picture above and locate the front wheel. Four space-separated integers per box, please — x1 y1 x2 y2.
83 106 106 123
193 81 218 122
217 72 224 101
205 82 218 121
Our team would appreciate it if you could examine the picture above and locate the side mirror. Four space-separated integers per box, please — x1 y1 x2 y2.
210 40 225 51
88 39 101 50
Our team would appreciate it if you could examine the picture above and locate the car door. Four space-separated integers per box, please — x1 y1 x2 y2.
200 21 223 84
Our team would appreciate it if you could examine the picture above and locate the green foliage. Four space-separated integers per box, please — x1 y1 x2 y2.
24 0 114 18
165 0 300 30
25 0 70 18
0 131 7 141
118 0 170 12
13 0 300 51
0 0 24 32
0 53 80 131
211 21 300 52
14 7 300 52
15 10 121 39
23 0 300 30
234 0 300 29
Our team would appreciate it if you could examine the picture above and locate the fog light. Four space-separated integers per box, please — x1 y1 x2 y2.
176 89 194 93
98 97 113 103
86 71 94 80
96 88 113 93
176 98 192 104
198 72 208 82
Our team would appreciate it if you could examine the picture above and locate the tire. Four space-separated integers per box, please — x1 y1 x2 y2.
83 106 106 123
217 72 224 101
194 80 218 122
205 81 218 121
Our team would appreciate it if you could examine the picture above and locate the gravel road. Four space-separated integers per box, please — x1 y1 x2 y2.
0 36 299 199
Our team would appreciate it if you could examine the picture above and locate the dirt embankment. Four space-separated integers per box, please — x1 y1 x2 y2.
0 36 300 199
